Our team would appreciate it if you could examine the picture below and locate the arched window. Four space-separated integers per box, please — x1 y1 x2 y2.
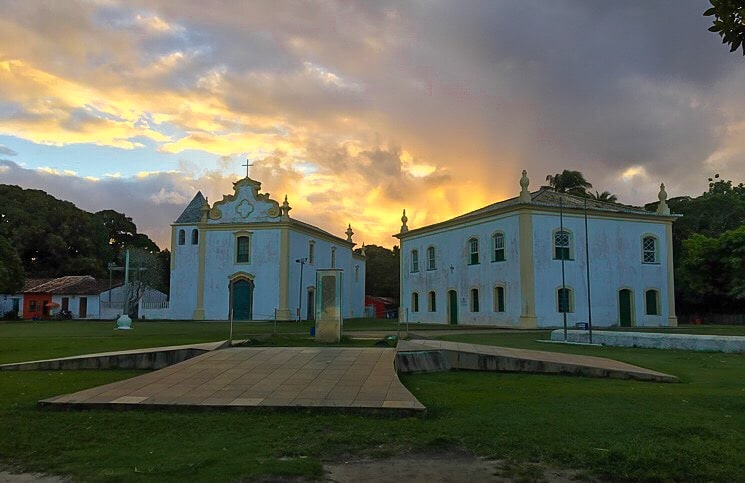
468 237 479 265
355 265 359 282
554 229 572 260
494 285 505 312
428 291 436 312
331 247 336 268
642 235 658 264
191 229 199 245
236 236 250 263
309 241 315 265
558 287 574 313
470 288 480 312
426 246 436 270
412 292 420 312
178 229 185 245
645 289 659 315
411 249 419 272
492 232 505 262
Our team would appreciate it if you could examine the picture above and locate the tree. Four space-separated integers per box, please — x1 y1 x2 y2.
0 235 24 294
545 170 593 196
705 0 745 56
590 190 618 203
679 226 745 312
123 248 166 318
357 244 399 299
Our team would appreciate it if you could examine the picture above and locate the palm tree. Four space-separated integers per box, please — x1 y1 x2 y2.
591 190 618 203
545 170 593 196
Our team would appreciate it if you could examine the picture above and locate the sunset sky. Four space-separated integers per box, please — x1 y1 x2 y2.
1 0 744 249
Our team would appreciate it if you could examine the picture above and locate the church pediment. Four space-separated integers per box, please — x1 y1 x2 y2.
207 177 281 223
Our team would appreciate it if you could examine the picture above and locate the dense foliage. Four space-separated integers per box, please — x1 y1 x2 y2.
0 185 168 292
658 176 745 314
356 244 399 299
0 235 24 294
705 0 745 55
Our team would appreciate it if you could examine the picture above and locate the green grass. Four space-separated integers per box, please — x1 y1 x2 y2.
0 323 744 481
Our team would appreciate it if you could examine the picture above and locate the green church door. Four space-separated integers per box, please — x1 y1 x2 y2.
619 289 633 327
448 290 458 325
232 279 254 321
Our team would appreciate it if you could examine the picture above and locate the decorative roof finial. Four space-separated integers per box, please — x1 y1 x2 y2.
519 169 531 203
281 195 292 220
400 209 409 233
346 224 354 242
657 183 670 215
360 242 367 256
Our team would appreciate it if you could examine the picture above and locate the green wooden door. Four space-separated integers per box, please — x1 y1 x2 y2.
232 279 254 320
448 290 458 325
619 289 632 327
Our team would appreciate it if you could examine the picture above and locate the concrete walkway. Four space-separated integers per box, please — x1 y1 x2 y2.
39 347 425 414
396 339 678 382
0 341 227 371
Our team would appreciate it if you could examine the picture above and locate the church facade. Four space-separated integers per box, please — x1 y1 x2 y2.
395 171 679 329
169 176 366 321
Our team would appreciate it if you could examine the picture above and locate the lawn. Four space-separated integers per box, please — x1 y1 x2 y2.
0 318 483 365
0 323 743 481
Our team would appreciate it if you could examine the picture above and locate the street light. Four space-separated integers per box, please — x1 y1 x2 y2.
295 257 308 322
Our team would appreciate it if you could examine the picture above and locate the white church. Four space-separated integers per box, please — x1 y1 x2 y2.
169 174 366 321
395 171 679 329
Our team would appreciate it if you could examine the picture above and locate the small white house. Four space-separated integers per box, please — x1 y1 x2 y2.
168 174 366 321
395 171 679 329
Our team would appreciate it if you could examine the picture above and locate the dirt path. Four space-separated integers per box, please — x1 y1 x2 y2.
324 454 594 482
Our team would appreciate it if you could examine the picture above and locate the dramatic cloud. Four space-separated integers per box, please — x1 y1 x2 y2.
1 0 744 247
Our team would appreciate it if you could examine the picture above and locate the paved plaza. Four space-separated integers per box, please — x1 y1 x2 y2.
40 347 425 413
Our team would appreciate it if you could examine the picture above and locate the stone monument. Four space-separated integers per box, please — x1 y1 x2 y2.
315 269 343 343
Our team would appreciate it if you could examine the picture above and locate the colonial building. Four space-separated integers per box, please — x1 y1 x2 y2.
169 174 366 321
395 171 678 328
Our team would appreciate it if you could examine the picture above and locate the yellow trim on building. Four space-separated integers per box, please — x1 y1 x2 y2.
665 222 678 327
276 226 292 320
518 209 538 328
170 225 177 270
192 221 207 320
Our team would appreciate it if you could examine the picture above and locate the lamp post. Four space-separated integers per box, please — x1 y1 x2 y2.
295 257 308 322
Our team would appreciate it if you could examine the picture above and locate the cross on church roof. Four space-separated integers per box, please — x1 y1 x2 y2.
242 158 253 178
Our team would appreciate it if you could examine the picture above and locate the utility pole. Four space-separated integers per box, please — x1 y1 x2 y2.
584 198 593 344
560 198 567 341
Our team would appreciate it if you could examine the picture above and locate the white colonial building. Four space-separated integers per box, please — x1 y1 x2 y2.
169 175 366 321
395 171 679 329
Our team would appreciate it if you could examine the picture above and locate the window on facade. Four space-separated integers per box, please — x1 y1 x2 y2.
355 265 359 282
468 237 479 265
191 229 199 245
427 246 436 270
428 291 436 312
492 232 505 262
642 236 658 264
558 288 573 313
411 249 419 272
309 241 315 265
29 300 37 312
178 229 185 245
470 288 480 312
645 289 659 315
236 236 250 263
554 230 571 260
331 247 336 268
494 286 505 312
412 292 419 312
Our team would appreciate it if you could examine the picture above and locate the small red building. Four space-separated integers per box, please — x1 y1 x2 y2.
364 295 398 319
21 279 54 320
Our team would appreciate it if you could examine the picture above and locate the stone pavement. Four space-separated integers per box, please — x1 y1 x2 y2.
396 339 678 382
40 347 425 414
0 341 227 371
